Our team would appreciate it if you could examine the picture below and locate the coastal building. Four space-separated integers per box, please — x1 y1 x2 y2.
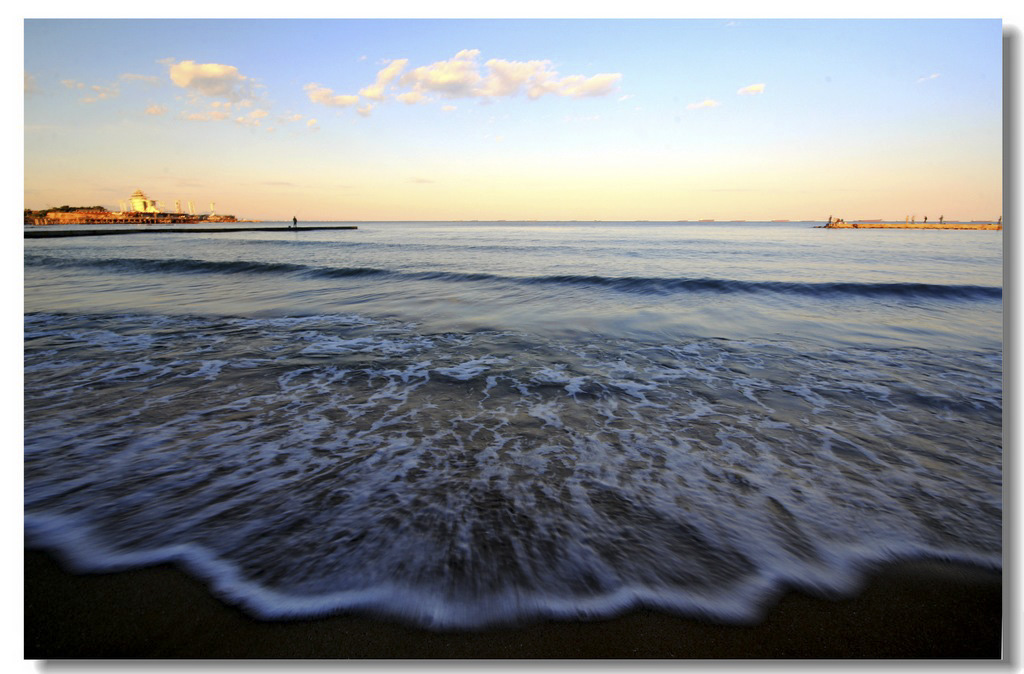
128 189 160 213
26 188 237 225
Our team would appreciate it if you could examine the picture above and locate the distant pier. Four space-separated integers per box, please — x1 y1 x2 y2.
25 226 358 239
820 219 1000 230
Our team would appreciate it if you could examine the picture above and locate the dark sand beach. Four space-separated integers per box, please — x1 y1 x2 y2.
24 548 1002 659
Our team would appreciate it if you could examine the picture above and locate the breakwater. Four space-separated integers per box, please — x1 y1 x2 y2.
821 222 1001 230
25 226 358 239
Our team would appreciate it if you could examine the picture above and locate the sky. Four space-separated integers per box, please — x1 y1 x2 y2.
22 17 1005 222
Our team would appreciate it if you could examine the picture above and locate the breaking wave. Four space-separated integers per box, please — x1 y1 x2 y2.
24 311 1002 629
24 254 1001 300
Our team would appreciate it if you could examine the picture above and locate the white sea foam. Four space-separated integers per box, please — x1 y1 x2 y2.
187 359 227 379
24 293 1002 629
434 356 506 381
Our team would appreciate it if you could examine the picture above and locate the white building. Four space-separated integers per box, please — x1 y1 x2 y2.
128 189 160 213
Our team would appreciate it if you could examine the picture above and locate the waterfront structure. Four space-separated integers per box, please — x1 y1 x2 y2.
822 219 1001 230
26 189 237 225
128 189 159 213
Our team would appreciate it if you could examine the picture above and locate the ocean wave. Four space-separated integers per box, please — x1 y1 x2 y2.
24 311 1002 629
26 254 312 276
21 511 1001 628
528 275 1002 299
25 253 1001 301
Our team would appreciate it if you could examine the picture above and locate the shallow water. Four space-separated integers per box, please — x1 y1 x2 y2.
24 221 1002 627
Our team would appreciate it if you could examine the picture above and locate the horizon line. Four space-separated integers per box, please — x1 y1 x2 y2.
239 218 1001 223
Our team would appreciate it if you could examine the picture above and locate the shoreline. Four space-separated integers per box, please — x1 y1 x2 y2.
24 548 1003 659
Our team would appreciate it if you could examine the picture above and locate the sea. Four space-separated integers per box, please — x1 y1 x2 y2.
23 220 1003 629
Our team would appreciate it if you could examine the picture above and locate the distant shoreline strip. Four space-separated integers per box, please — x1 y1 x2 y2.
24 226 358 239
821 223 1001 230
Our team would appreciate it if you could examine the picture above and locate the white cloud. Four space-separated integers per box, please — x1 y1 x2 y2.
687 99 721 110
737 83 765 95
398 50 621 102
160 63 273 124
120 73 160 85
145 104 166 115
25 72 39 94
441 105 457 112
306 49 623 121
304 83 360 107
81 84 119 103
64 74 155 104
198 101 232 119
169 60 250 100
396 91 427 104
307 118 319 130
917 73 940 83
234 108 269 127
400 49 484 99
479 58 548 97
180 103 231 122
551 72 621 98
359 58 409 100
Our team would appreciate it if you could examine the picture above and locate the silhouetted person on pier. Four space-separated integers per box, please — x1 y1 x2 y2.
939 215 944 224
292 216 297 229
924 216 928 223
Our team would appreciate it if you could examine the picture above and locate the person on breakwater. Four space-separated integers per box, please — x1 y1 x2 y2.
292 216 297 229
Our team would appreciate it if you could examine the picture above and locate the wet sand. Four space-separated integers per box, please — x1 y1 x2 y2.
24 548 1003 659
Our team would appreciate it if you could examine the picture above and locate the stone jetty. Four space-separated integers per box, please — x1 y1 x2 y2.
820 220 1000 230
25 226 358 239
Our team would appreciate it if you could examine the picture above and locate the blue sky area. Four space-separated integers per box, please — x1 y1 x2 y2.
23 18 1004 221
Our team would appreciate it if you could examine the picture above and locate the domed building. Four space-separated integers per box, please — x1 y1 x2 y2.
25 187 237 225
128 189 160 213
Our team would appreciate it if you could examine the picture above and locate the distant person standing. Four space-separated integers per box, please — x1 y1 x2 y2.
292 216 298 229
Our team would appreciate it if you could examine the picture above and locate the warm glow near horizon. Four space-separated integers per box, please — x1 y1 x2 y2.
24 19 1003 222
